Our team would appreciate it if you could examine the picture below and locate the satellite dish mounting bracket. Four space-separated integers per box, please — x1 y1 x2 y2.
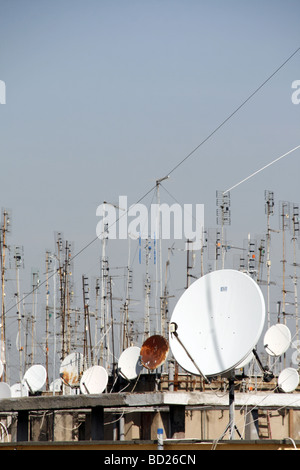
252 348 274 382
169 322 209 384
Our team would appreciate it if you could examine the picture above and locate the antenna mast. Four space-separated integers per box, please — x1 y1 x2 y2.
13 245 24 383
216 190 231 269
265 190 275 330
122 262 133 351
82 275 93 366
143 239 151 343
55 232 66 360
94 277 100 363
257 237 266 285
30 269 39 366
0 209 10 381
292 203 299 350
100 220 109 368
279 201 290 325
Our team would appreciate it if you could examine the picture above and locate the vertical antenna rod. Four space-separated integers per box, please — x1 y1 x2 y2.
292 204 299 350
265 191 275 331
217 191 231 269
280 201 290 325
0 210 10 381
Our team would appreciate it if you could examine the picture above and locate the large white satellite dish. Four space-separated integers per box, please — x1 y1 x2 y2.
0 382 11 399
80 365 108 394
60 352 84 387
235 351 254 371
118 346 143 381
278 367 299 393
264 323 291 357
169 269 265 377
23 364 47 393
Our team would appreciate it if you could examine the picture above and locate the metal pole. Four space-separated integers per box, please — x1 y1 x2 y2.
228 376 235 440
53 257 57 396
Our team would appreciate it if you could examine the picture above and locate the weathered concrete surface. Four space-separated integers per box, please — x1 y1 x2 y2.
1 391 300 412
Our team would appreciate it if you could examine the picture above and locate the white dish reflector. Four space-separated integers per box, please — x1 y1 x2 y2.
264 323 291 357
278 367 299 393
80 365 108 394
118 346 143 380
169 269 265 377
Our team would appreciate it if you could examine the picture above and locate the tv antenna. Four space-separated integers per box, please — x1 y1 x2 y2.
45 250 52 390
265 190 275 331
10 245 25 384
256 237 266 285
82 275 93 366
93 277 100 361
100 218 109 369
185 239 196 289
279 201 291 325
207 228 222 271
54 233 74 361
30 269 39 366
291 203 299 350
143 239 152 343
0 208 11 381
121 244 133 351
216 191 231 269
244 235 257 277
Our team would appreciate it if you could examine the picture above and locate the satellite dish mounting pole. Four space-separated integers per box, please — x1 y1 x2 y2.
228 375 235 439
218 373 242 441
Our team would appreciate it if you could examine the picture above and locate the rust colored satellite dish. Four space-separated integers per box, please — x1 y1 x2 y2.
140 335 169 370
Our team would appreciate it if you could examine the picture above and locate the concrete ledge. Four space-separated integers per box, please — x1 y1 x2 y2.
0 391 300 413
0 438 299 451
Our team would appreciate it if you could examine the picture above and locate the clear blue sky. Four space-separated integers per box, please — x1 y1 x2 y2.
1 1 300 345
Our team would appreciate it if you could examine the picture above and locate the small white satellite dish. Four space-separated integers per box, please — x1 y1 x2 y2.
118 346 143 380
11 382 29 397
0 359 3 379
23 364 47 393
278 367 299 393
80 365 108 394
264 323 291 357
60 352 84 387
0 382 11 399
49 378 62 393
169 269 265 377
